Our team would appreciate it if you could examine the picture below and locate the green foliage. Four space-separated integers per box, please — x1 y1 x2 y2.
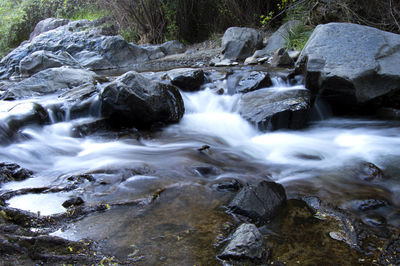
0 0 99 58
0 0 25 57
282 23 312 51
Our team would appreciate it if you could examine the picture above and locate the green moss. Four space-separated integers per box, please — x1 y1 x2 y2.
67 7 108 21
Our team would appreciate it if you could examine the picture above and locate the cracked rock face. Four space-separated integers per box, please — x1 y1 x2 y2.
218 223 264 260
296 22 400 111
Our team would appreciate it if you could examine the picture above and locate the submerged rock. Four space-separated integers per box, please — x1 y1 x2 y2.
100 71 184 128
222 27 263 60
239 87 311 130
218 223 264 260
228 181 287 224
358 162 384 182
296 23 400 113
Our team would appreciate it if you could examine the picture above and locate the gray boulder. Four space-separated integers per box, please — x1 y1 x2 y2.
270 48 294 68
100 71 184 128
228 181 287 223
296 23 400 111
160 40 186 56
239 87 311 131
19 50 78 76
252 20 301 59
222 27 263 60
167 68 205 92
0 19 184 79
29 17 70 40
2 67 98 99
218 223 264 260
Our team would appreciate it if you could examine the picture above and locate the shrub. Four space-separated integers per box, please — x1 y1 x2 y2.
0 0 98 58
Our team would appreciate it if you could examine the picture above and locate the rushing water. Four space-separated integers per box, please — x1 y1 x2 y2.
1 73 400 262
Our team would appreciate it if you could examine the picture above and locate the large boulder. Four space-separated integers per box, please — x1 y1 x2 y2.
228 181 287 224
100 71 184 128
239 87 311 131
1 67 98 99
222 27 263 60
296 23 400 112
0 19 184 79
251 20 301 59
218 223 264 260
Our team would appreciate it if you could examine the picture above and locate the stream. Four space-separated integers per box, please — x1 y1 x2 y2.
1 69 400 264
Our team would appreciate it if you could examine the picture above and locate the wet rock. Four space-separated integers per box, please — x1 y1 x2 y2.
351 199 387 211
194 166 219 177
100 71 184 129
160 40 186 56
222 27 263 60
236 71 273 93
2 67 98 100
19 51 78 76
362 213 386 227
167 68 205 92
228 181 287 223
57 82 100 120
0 103 49 144
218 223 264 260
239 87 311 130
270 48 294 68
212 179 243 192
62 197 84 208
358 162 384 181
296 23 400 113
301 196 321 213
377 107 400 120
251 20 301 59
288 50 301 61
0 163 33 185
